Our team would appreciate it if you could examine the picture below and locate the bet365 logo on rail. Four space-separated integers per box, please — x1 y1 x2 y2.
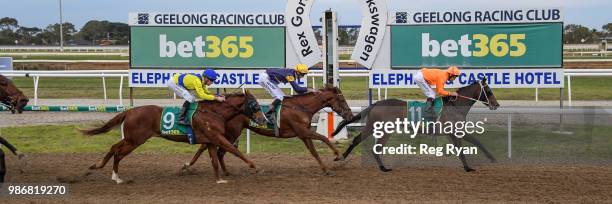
422 33 526 58
159 35 254 59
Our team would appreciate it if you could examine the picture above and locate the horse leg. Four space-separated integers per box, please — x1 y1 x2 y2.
372 135 392 172
462 134 497 163
340 133 363 161
211 134 258 173
448 136 475 172
90 142 121 170
207 145 227 184
217 150 230 176
293 124 342 161
300 138 334 176
111 140 138 184
181 144 208 174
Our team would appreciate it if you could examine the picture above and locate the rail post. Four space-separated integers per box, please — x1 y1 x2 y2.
567 75 572 107
119 76 124 106
507 113 512 159
102 75 107 101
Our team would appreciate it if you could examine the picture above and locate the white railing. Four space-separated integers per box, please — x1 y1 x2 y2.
1 69 612 107
0 46 129 53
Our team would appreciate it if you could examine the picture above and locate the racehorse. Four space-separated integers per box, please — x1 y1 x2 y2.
0 74 29 114
81 91 266 184
181 84 354 176
332 78 500 172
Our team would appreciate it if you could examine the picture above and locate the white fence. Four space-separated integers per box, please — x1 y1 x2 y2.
1 69 611 107
0 46 129 53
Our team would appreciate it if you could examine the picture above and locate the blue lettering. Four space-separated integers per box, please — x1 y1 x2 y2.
502 73 510 84
131 73 139 84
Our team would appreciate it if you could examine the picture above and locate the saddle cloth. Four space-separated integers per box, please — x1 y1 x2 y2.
160 103 198 144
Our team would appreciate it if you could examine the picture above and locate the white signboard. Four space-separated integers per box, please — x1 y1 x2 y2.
130 69 307 88
351 0 388 68
285 0 322 67
370 69 564 88
129 12 285 26
391 8 563 25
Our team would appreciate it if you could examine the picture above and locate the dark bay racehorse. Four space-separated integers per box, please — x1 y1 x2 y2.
333 78 500 172
182 85 354 176
0 74 29 114
81 91 266 184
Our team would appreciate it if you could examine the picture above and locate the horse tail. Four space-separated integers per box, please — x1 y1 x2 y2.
81 111 128 136
332 105 374 136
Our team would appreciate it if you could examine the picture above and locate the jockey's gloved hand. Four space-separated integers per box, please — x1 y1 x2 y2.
307 88 319 93
215 96 226 102
449 92 459 97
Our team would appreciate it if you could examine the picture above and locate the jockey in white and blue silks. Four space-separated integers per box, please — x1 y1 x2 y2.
259 64 312 123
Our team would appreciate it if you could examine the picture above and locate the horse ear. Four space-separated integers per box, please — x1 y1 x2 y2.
482 77 487 83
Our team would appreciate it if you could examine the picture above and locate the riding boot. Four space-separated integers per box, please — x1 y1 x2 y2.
178 101 190 125
265 99 281 122
425 98 436 121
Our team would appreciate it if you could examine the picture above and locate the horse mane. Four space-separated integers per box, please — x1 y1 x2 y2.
456 80 482 92
223 92 246 98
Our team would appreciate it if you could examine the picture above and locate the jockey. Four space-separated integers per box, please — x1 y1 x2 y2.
166 68 225 125
414 66 461 119
259 64 313 123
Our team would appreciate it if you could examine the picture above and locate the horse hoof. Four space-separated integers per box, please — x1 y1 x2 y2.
115 179 124 184
333 156 345 162
324 171 336 177
379 167 392 172
248 168 260 174
89 164 99 170
464 167 476 172
216 179 228 184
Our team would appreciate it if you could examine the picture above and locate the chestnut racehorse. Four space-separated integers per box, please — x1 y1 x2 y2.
182 85 354 176
0 74 29 114
81 91 266 184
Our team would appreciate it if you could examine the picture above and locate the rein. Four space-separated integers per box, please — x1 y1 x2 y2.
453 81 491 106
197 96 259 121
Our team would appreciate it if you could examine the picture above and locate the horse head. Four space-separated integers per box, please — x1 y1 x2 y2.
0 75 29 114
225 90 266 125
319 84 354 121
475 77 499 110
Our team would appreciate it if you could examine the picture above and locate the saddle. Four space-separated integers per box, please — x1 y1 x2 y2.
160 103 198 144
252 102 282 130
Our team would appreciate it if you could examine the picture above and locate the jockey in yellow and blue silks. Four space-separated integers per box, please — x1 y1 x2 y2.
166 68 225 125
259 64 313 123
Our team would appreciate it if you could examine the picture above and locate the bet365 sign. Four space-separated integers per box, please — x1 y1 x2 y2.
130 26 285 68
391 23 562 68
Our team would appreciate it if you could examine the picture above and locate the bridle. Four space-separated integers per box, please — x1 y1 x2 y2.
454 80 491 107
316 90 352 120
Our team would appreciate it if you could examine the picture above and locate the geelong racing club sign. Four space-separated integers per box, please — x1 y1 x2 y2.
351 0 388 68
285 0 322 67
128 12 285 26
